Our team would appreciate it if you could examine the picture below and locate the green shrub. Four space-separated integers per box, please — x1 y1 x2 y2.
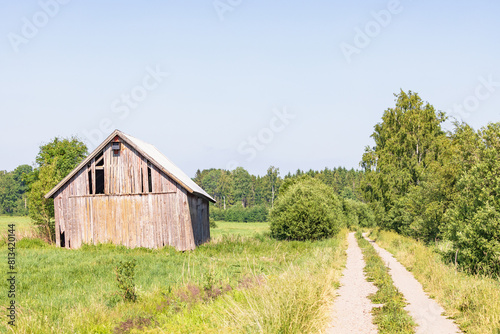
209 217 218 228
270 177 343 241
115 260 137 302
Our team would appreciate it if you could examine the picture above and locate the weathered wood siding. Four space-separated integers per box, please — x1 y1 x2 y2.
53 140 210 250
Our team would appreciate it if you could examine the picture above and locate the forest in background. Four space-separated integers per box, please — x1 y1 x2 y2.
193 166 366 222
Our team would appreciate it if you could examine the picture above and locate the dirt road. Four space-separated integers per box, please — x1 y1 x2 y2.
365 234 462 334
327 232 379 333
328 232 462 333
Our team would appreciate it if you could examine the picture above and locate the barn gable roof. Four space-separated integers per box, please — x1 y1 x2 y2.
45 130 215 203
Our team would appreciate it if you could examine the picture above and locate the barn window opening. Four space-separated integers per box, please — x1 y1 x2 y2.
95 169 105 194
147 163 153 193
88 164 93 194
141 168 144 193
60 231 65 247
88 151 105 195
95 151 104 167
95 152 105 194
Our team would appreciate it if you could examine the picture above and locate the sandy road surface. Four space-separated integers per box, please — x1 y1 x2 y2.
328 232 379 333
365 234 462 334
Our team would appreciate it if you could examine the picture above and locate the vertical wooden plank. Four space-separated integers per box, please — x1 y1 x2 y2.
161 194 167 247
54 192 61 247
77 197 82 248
125 197 130 247
117 197 122 246
91 158 96 195
94 197 99 245
197 197 202 245
91 196 96 245
149 195 154 248
166 193 172 247
184 194 195 250
205 200 210 242
172 191 180 250
83 197 88 244
178 190 186 250
157 195 163 248
143 195 149 248
152 195 157 249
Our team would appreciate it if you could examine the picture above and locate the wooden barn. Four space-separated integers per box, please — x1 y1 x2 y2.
45 130 215 251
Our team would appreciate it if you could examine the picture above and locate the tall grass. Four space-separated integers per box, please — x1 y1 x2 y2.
355 231 415 333
369 229 500 334
0 215 38 243
218 230 348 333
0 227 347 333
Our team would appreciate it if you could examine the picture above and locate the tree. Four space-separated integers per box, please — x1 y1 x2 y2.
0 165 33 215
28 136 88 242
0 172 17 214
444 122 500 274
232 167 251 207
265 166 280 208
361 90 447 236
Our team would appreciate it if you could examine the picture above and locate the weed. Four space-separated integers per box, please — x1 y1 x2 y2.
209 217 218 228
114 316 157 334
115 260 137 302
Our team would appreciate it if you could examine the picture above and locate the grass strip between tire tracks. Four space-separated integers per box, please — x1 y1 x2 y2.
355 230 415 334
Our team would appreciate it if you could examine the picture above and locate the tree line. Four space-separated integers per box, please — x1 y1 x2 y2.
194 166 366 208
193 165 368 222
0 165 33 215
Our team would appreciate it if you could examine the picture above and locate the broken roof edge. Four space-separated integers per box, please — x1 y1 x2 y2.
44 129 216 203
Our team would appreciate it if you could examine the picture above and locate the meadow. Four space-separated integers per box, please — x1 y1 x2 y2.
0 217 348 333
0 215 34 236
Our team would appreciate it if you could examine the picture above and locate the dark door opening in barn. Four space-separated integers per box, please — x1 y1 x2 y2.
60 231 65 247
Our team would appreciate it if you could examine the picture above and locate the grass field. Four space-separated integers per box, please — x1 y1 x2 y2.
0 216 347 333
369 229 500 334
0 215 34 235
210 221 269 238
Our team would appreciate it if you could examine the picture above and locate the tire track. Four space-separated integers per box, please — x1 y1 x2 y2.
328 232 379 333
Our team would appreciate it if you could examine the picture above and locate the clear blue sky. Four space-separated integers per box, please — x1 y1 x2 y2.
1 0 499 176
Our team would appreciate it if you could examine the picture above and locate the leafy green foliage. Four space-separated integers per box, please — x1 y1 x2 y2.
209 217 218 228
270 177 343 240
27 136 87 242
362 89 500 275
444 123 500 274
0 165 33 215
342 198 375 228
362 90 447 237
115 260 138 302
